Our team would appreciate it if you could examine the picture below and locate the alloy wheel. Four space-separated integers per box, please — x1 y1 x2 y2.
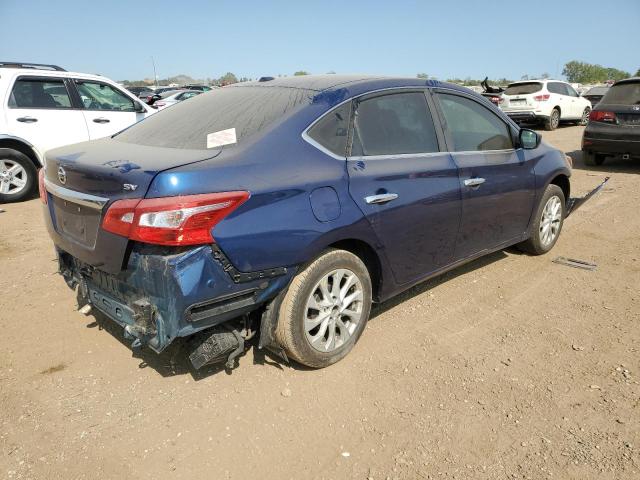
551 110 560 129
0 159 28 195
539 195 562 247
580 108 590 126
304 268 364 352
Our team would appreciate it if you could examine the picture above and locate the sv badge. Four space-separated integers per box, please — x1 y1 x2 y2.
123 184 138 191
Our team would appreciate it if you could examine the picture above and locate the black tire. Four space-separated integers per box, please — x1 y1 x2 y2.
579 107 591 126
0 148 38 203
275 249 372 368
583 151 605 166
517 184 565 255
544 108 560 131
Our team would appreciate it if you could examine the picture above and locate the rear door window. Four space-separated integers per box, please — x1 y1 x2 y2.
602 82 640 105
504 82 542 95
351 92 439 156
306 102 351 156
436 93 514 151
75 81 136 111
8 77 72 109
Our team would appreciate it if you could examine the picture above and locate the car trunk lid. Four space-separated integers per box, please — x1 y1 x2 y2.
43 138 221 273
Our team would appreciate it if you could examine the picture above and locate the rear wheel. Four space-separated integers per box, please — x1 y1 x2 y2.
0 148 37 203
583 151 605 166
275 249 372 368
579 107 591 126
544 108 560 131
517 184 565 255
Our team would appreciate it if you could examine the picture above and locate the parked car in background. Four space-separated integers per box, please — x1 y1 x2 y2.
500 79 592 130
0 61 154 202
152 89 202 109
182 84 212 92
40 75 587 370
480 77 505 106
582 77 640 166
582 85 609 107
126 86 155 98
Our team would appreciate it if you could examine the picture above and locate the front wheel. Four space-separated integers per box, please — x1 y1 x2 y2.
275 249 372 368
517 184 565 255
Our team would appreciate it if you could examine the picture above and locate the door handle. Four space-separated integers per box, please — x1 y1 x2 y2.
93 117 110 124
365 193 398 205
464 177 486 188
16 116 38 123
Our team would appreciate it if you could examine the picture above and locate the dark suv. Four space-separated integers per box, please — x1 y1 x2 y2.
582 77 640 166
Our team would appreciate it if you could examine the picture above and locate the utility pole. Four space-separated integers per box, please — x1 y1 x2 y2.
151 56 158 88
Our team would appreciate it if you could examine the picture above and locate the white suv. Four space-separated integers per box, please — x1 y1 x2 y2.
0 62 155 202
499 79 592 131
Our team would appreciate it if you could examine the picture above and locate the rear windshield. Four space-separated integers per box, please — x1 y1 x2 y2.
504 82 543 95
601 82 640 105
115 86 312 149
585 86 608 96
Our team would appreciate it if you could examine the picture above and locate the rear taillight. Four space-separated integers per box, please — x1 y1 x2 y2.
38 169 47 204
533 94 550 102
589 110 617 123
102 192 250 246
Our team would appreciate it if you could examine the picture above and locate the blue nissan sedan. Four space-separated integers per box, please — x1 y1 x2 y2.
40 75 581 369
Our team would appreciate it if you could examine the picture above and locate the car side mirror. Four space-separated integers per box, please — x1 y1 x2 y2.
519 129 540 149
134 102 146 113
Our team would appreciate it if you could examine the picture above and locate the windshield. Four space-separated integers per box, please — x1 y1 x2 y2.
115 85 312 149
585 87 608 96
601 82 640 105
504 82 542 95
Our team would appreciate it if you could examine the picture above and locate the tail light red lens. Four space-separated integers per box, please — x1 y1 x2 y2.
533 94 550 101
102 192 250 246
38 168 47 204
589 110 617 123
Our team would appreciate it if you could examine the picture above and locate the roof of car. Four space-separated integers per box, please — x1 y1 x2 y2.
508 79 562 85
0 66 107 81
614 77 640 85
230 74 470 94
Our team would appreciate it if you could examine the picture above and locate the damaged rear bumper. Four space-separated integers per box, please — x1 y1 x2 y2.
58 244 296 353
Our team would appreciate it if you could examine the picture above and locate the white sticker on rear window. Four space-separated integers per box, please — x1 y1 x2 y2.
207 128 237 148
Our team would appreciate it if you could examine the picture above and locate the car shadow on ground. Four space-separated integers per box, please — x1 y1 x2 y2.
567 150 639 175
369 249 510 320
82 248 513 380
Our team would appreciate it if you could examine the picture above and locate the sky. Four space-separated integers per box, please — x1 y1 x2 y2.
1 0 638 82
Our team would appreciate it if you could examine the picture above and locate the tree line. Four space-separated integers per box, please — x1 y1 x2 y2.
562 61 636 84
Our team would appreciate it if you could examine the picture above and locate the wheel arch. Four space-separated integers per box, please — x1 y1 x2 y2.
0 136 43 168
327 238 383 302
549 173 570 201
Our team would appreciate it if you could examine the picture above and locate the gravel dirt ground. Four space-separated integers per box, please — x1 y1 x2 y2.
1 125 638 480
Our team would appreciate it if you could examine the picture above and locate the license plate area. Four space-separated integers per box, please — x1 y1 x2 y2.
52 196 101 247
618 114 640 125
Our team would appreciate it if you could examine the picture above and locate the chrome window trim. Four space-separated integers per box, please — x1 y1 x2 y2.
348 151 445 161
301 130 346 160
301 86 437 160
44 179 109 210
450 148 516 155
301 84 519 160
